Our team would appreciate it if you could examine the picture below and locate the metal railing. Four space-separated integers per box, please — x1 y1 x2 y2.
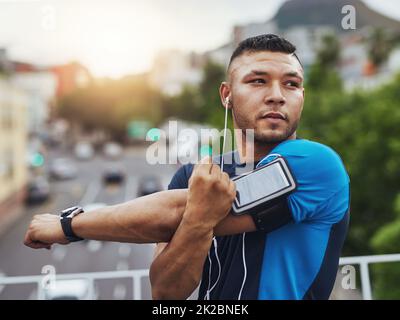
1 254 400 300
0 269 149 300
339 253 400 300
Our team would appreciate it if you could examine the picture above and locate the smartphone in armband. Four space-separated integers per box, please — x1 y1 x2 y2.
231 157 297 216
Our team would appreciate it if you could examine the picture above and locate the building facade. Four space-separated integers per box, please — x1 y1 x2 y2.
0 78 28 220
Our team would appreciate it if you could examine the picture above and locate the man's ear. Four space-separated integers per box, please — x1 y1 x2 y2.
219 82 232 110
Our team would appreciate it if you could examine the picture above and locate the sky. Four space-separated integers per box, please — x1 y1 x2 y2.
0 0 400 78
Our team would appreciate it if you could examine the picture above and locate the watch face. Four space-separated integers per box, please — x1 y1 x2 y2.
61 206 84 218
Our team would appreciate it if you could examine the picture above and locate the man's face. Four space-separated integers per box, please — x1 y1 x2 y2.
226 51 304 144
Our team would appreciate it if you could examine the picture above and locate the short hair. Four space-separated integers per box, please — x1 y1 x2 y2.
228 34 303 69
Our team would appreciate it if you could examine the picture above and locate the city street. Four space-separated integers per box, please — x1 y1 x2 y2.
0 145 178 300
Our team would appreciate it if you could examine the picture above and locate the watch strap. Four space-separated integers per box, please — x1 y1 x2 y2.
60 206 84 242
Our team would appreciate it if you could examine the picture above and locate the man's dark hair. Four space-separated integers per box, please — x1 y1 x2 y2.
228 34 302 68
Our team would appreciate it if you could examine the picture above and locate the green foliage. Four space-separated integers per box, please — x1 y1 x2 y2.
162 59 228 128
161 85 203 122
316 33 340 67
371 220 400 254
367 28 397 68
57 74 162 140
199 60 228 130
302 57 400 299
370 219 400 299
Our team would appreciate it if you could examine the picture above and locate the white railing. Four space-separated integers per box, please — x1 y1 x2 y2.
0 269 149 300
1 254 400 300
339 253 400 300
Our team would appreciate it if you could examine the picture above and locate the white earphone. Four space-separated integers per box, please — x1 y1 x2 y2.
224 96 230 107
221 96 230 171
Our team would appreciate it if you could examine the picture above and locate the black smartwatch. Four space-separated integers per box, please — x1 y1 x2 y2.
60 206 84 242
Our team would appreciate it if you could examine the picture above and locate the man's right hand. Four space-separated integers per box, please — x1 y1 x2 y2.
23 214 69 249
184 157 236 229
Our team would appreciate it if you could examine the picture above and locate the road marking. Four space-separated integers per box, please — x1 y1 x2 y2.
124 176 137 202
113 283 127 300
118 244 131 258
80 181 101 206
86 240 103 252
52 246 67 261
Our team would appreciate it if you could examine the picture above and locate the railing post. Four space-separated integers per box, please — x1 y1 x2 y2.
37 280 45 300
87 277 95 300
360 262 372 300
133 275 142 300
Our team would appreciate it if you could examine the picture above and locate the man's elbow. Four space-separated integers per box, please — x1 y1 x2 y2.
150 269 197 300
151 285 189 300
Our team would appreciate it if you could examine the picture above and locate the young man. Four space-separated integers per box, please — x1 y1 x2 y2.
24 34 350 300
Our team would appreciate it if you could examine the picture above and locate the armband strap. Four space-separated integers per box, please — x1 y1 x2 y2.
250 198 293 233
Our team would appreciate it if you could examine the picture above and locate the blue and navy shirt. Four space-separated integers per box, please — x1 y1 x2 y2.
168 139 350 300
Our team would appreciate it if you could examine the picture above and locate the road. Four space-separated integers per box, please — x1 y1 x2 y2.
0 145 178 300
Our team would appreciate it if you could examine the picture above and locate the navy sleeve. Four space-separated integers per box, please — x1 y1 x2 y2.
168 164 194 190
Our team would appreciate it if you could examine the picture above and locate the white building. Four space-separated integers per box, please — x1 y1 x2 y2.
149 50 204 96
0 78 28 216
10 71 57 134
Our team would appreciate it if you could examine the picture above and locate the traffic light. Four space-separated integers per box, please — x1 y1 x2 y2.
31 152 44 167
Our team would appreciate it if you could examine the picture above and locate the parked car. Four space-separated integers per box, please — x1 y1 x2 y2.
74 142 94 160
103 166 125 184
137 175 163 197
25 176 50 205
103 142 123 159
49 158 77 180
44 279 91 300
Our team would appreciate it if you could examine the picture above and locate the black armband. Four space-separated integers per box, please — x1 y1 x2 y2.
231 156 296 233
250 198 293 233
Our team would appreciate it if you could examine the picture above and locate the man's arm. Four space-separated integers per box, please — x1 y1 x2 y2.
149 159 238 300
24 189 186 248
24 185 255 249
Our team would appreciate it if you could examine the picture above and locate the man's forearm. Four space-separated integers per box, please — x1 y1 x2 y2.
71 189 187 243
24 187 255 249
150 211 214 300
71 188 255 243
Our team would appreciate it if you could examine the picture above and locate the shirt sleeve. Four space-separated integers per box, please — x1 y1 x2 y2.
168 164 194 190
283 142 350 224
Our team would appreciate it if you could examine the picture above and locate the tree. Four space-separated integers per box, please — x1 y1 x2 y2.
317 33 340 67
306 33 342 91
366 28 397 71
57 74 163 141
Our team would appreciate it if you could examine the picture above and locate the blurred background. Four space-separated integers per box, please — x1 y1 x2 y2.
1 0 400 300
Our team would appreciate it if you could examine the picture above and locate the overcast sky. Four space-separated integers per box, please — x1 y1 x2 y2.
0 0 399 78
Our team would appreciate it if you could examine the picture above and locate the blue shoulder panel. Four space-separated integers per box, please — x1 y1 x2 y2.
257 139 350 299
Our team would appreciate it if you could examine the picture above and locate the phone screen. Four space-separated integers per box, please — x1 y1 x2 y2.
234 161 291 207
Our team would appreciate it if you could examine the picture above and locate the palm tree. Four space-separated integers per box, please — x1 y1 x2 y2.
367 28 396 71
317 33 341 68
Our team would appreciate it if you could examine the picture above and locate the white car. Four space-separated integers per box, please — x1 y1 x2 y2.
44 279 92 300
103 142 123 159
74 142 94 160
49 158 77 180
